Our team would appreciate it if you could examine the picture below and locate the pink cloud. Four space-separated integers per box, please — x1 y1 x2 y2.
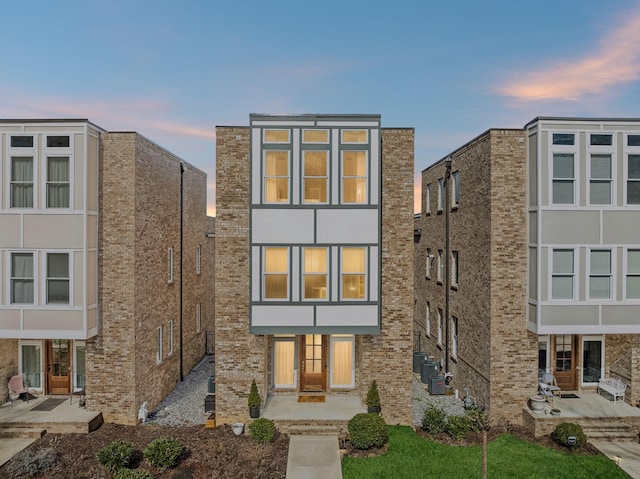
497 8 640 101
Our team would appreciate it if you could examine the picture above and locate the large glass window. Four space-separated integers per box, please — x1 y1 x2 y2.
425 183 432 214
264 151 289 203
274 336 295 388
627 250 640 299
303 129 328 143
538 338 549 380
451 316 458 358
11 253 34 304
437 178 444 211
582 339 602 384
304 248 328 300
264 247 288 299
47 157 70 208
590 134 612 146
590 154 612 205
11 135 34 148
303 151 328 203
342 151 367 203
555 335 573 373
552 249 574 299
437 309 443 345
21 343 42 389
451 251 459 287
11 157 34 208
628 155 640 205
264 129 289 143
330 335 354 388
74 342 86 391
437 250 444 283
47 253 69 304
341 248 366 299
552 133 574 145
341 130 367 143
589 250 611 299
47 135 70 148
452 170 460 207
552 154 574 204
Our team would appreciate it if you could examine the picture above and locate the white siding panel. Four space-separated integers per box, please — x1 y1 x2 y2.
316 305 378 326
292 129 300 205
292 246 300 301
369 246 379 300
252 305 314 327
252 128 262 204
252 209 314 243
332 129 339 205
331 246 338 301
370 129 379 205
252 247 261 301
316 209 378 244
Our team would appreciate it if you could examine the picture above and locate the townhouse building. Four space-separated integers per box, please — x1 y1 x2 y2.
0 120 213 425
215 114 414 425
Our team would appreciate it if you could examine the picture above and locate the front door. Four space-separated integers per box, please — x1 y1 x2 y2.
554 334 577 390
47 339 71 394
300 334 327 392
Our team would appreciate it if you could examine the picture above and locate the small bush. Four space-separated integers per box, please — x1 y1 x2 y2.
365 380 381 408
348 413 388 450
466 407 489 433
248 417 276 443
143 437 183 470
248 379 261 408
552 422 586 449
96 439 135 472
422 405 446 434
114 469 154 479
6 447 58 478
445 415 472 440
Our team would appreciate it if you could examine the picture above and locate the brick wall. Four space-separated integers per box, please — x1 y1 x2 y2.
0 339 18 401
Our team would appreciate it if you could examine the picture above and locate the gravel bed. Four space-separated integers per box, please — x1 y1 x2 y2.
412 376 466 427
145 355 214 426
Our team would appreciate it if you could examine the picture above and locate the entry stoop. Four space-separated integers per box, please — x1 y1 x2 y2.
272 419 348 436
0 426 46 439
582 422 639 442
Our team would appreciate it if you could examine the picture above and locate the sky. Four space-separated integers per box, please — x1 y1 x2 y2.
2 0 640 215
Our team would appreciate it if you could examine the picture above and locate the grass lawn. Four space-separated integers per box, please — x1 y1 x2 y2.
342 426 628 479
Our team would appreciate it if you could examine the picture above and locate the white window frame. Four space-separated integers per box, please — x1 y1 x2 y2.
340 247 368 300
341 129 368 144
10 251 36 305
156 326 163 364
425 183 432 215
538 336 550 380
263 129 290 143
626 249 640 300
329 334 355 388
273 335 297 389
437 177 444 211
10 155 35 209
73 340 86 392
551 248 575 300
425 301 431 337
302 129 329 144
589 249 612 300
626 152 640 206
551 153 576 205
263 247 289 300
19 340 43 392
451 251 459 288
588 153 613 206
196 303 201 333
581 335 604 386
46 155 71 209
341 150 368 204
46 252 70 305
263 150 290 204
451 170 460 208
168 247 174 284
196 245 201 274
437 309 443 346
303 247 329 301
426 248 432 279
451 316 458 359
437 250 444 283
302 150 329 204
167 320 174 355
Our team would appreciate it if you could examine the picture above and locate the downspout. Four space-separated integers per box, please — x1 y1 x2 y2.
180 161 185 382
444 156 452 374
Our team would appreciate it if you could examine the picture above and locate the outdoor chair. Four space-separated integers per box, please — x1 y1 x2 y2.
8 375 38 406
541 373 562 401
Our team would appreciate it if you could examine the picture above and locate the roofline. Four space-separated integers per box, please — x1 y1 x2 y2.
0 118 107 131
525 116 640 129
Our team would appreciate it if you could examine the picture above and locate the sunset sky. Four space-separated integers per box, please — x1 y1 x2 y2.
3 0 640 215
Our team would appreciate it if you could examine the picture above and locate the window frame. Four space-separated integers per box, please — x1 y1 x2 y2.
588 153 612 206
302 129 329 144
626 249 640 299
10 156 35 209
425 183 432 215
551 153 576 205
627 153 640 206
273 335 297 389
589 249 612 300
437 308 443 346
437 178 444 211
425 301 431 337
303 247 329 301
341 129 368 144
341 150 368 204
19 340 43 391
46 156 71 209
156 326 163 364
196 245 201 274
11 252 35 304
551 248 575 300
451 316 458 359
340 247 367 300
451 250 459 288
263 129 290 143
425 248 432 279
168 247 174 284
46 252 70 305
451 170 460 208
263 150 290 204
167 320 174 356
437 250 444 284
329 334 355 388
302 150 329 204
263 247 290 300
196 303 201 333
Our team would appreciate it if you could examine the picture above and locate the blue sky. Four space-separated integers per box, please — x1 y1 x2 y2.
3 0 640 214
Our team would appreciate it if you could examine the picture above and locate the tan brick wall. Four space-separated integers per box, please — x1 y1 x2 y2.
0 339 18 401
88 132 209 425
415 130 534 425
360 128 415 425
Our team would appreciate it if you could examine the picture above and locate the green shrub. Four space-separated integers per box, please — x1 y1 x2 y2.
248 379 261 408
143 437 183 470
365 380 381 408
445 415 472 440
552 422 586 449
114 468 154 479
422 405 447 434
96 439 135 472
248 417 276 443
5 447 58 478
348 413 388 450
465 407 489 433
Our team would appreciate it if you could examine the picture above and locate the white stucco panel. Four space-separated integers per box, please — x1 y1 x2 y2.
252 305 314 327
316 305 378 326
252 209 314 244
316 209 379 244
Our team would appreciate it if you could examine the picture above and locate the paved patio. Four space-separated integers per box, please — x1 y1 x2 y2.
531 391 640 419
263 394 365 421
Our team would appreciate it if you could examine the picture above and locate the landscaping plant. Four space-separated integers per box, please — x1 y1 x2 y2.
421 404 447 434
348 413 388 450
445 415 472 440
5 447 58 479
96 439 135 473
365 380 381 412
143 437 184 470
552 422 587 449
248 417 276 443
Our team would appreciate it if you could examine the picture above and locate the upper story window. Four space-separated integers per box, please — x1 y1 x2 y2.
451 316 458 358
167 320 174 355
168 248 174 284
341 130 368 144
627 249 640 299
196 303 201 333
589 250 611 300
303 129 329 143
47 157 70 208
452 171 460 208
156 326 163 364
425 301 431 336
590 134 612 146
341 247 366 300
264 151 289 203
552 133 575 145
303 247 328 300
196 245 201 274
451 251 459 287
437 309 443 345
426 248 432 279
628 154 640 205
11 253 34 304
437 250 444 283
264 247 288 299
552 249 574 300
628 135 640 147
11 135 34 147
47 136 70 148
303 151 328 203
47 253 69 304
11 157 34 208
342 151 367 203
264 129 289 143
425 183 432 215
589 154 612 205
437 178 444 211
552 154 575 204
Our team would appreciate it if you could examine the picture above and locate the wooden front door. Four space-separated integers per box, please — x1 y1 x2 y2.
300 334 327 392
554 335 577 390
47 339 71 394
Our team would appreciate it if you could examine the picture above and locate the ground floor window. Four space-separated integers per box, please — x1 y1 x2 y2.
330 335 354 388
538 337 549 380
20 341 42 389
582 337 603 384
74 341 86 391
274 336 296 388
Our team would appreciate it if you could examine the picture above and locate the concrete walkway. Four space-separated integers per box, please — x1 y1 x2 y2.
593 441 640 479
0 438 38 467
286 435 342 479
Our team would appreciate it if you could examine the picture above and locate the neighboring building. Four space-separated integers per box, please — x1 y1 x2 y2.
415 118 640 425
215 114 414 425
0 120 213 425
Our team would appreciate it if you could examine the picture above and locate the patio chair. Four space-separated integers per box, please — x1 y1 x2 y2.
8 375 38 406
541 373 562 400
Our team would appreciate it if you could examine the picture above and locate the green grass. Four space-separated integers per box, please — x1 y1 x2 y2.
342 426 628 479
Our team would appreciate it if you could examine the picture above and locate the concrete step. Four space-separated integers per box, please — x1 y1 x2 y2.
583 422 635 433
274 419 348 436
0 427 46 439
582 422 638 442
287 425 342 435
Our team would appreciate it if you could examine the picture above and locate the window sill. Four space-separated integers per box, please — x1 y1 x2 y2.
437 280 443 286
436 343 443 351
425 276 431 281
451 284 458 291
451 205 459 211
436 209 443 215
450 355 458 364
